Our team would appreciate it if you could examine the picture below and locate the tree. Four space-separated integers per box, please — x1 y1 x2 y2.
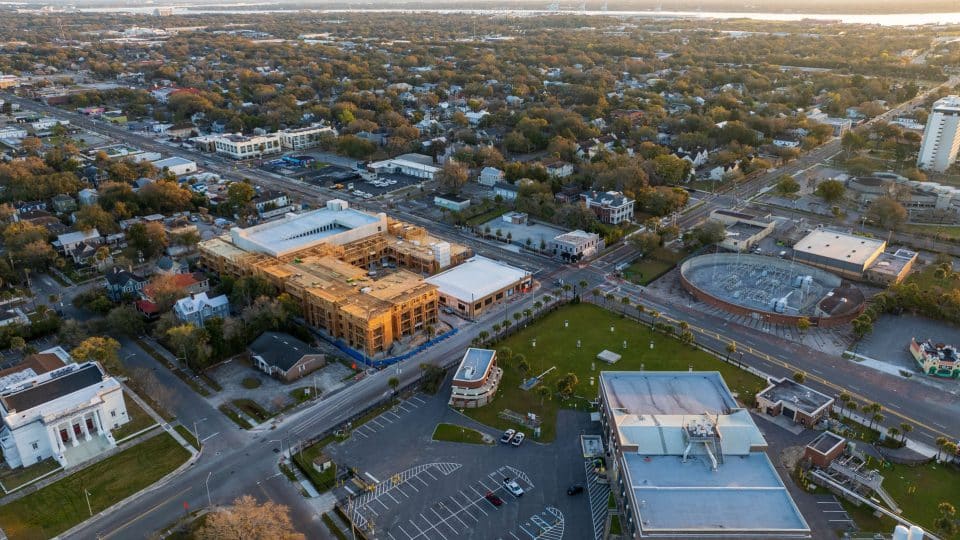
792 371 806 384
166 324 210 370
866 196 907 231
106 305 146 336
886 426 900 442
436 161 469 194
899 422 913 443
556 372 579 398
814 179 846 203
936 436 949 461
517 359 530 377
536 385 552 406
388 377 399 393
871 412 885 431
725 341 737 360
196 495 305 540
630 231 661 255
9 336 25 353
226 181 256 214
76 204 119 234
796 317 811 337
72 337 122 374
127 221 168 259
774 175 800 195
838 392 851 417
935 501 958 536
689 220 726 248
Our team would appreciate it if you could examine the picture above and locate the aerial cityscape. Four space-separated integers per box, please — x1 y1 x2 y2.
0 2 956 539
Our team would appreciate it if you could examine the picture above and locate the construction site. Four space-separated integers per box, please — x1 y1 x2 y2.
199 200 472 357
679 253 866 327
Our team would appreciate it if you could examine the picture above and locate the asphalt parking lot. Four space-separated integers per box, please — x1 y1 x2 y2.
323 385 596 540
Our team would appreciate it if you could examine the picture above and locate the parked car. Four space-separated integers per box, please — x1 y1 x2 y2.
511 432 525 447
484 492 503 506
567 484 584 496
503 478 524 497
499 429 516 444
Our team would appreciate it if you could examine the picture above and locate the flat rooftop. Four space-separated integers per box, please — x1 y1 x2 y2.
758 378 833 415
231 206 384 257
808 431 845 454
625 453 809 535
600 371 737 416
793 229 885 267
453 348 495 383
424 256 529 302
727 221 769 237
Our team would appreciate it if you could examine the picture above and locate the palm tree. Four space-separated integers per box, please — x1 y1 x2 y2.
650 310 661 328
562 284 572 298
725 341 737 360
542 295 552 304
502 320 512 332
792 371 806 384
899 422 913 444
936 436 949 461
678 321 689 332
944 441 959 462
533 301 543 311
621 296 631 307
636 304 646 320
886 426 900 442
604 292 614 305
578 280 588 291
536 385 551 406
478 330 489 342
518 359 531 378
492 322 501 335
388 377 399 393
522 309 532 319
837 392 851 417
512 312 522 324
591 289 601 302
870 413 884 431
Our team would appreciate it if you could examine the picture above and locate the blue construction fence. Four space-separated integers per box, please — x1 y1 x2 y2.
331 327 459 369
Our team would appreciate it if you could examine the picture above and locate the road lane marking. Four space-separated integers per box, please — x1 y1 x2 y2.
101 485 194 539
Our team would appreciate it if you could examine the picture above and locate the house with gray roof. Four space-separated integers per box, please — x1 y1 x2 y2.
249 332 325 382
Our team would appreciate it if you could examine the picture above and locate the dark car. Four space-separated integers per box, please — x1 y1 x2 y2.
567 484 584 496
485 491 503 506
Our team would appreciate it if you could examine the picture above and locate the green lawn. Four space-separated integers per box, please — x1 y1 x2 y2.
292 437 338 493
463 304 764 441
174 425 201 451
231 399 271 423
431 423 491 445
0 433 190 540
0 459 61 493
901 223 960 240
609 514 622 535
111 392 158 442
881 462 960 537
218 404 253 429
623 247 688 285
290 387 317 403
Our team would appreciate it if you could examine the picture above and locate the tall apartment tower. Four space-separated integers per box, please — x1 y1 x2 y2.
917 95 960 173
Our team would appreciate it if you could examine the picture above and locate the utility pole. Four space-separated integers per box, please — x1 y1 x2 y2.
205 471 213 507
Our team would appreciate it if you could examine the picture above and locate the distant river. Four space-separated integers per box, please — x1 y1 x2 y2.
74 5 960 26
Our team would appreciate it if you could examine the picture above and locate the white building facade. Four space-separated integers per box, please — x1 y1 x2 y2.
918 95 960 173
213 133 282 159
279 124 337 150
0 363 128 469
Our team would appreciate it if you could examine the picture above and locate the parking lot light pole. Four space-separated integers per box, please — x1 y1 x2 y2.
193 417 207 445
205 471 213 508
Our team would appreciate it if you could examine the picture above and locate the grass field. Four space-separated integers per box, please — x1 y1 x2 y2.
431 423 491 445
461 304 764 441
0 433 190 540
881 461 960 537
0 459 61 494
292 436 338 493
111 393 158 442
901 223 960 240
624 247 688 285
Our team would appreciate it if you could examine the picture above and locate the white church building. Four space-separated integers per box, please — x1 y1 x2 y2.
0 360 128 469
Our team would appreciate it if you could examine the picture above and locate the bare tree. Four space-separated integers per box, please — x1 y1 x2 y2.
196 495 305 540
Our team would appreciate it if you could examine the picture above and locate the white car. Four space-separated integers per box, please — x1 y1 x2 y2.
503 478 524 497
500 429 516 444
511 432 525 447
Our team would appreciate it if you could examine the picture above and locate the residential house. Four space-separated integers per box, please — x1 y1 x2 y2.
0 360 128 469
0 308 29 328
581 191 635 225
478 166 504 187
249 332 326 382
50 194 77 214
135 272 210 318
493 182 519 201
708 161 742 182
253 190 294 220
78 188 99 207
14 201 46 215
542 158 574 179
53 229 103 265
173 292 229 328
773 136 802 149
675 147 709 168
104 267 147 301
151 157 197 176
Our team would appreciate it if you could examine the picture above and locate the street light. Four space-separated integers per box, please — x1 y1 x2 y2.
205 471 213 508
193 417 207 446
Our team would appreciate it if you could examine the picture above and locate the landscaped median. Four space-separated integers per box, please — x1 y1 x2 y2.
431 423 492 445
0 433 191 540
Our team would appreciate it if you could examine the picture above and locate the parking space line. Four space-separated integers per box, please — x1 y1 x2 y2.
387 411 403 420
386 491 401 504
387 532 397 540
396 524 415 539
446 497 475 525
396 403 414 412
370 418 385 428
422 469 438 481
375 498 390 511
395 486 410 498
466 486 490 515
403 481 420 493
431 507 463 535
509 533 521 540
407 519 430 540
366 505 380 517
519 523 537 539
378 415 394 423
364 425 377 434
410 396 427 404
354 430 369 439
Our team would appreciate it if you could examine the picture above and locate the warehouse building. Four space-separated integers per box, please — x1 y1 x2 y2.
598 371 810 538
425 256 532 318
792 229 915 284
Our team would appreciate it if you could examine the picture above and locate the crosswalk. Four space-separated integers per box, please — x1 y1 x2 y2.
584 459 610 540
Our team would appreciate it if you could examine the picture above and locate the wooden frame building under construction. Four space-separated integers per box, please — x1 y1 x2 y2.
199 200 471 356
